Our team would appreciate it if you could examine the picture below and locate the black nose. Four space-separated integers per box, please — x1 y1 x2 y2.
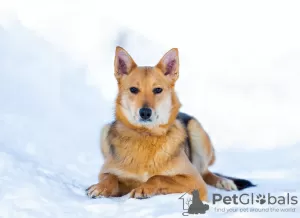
139 108 152 120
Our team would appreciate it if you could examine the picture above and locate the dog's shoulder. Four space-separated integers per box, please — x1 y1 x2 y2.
176 112 194 127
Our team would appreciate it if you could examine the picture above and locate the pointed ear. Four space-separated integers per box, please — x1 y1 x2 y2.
156 48 179 83
114 46 137 80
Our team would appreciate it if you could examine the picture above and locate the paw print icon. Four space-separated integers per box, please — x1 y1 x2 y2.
256 194 266 204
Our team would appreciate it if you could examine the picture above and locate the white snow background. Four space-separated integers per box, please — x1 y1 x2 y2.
0 0 300 217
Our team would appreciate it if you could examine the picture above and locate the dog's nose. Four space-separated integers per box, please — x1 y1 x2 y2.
139 108 152 120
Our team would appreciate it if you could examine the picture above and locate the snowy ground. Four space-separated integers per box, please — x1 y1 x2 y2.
0 1 300 217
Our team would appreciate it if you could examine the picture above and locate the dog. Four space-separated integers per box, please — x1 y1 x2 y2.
86 47 254 201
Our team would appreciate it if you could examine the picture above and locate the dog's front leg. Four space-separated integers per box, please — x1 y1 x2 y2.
129 174 207 201
86 173 120 198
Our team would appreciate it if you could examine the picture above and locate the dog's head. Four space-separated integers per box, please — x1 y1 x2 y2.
114 47 181 131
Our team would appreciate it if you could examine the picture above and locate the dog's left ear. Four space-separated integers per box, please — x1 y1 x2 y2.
156 48 179 83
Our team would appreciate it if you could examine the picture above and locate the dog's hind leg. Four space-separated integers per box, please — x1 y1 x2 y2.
202 170 256 191
186 118 255 191
202 170 238 191
186 119 215 174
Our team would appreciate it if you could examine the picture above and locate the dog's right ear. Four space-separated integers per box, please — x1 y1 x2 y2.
114 46 137 80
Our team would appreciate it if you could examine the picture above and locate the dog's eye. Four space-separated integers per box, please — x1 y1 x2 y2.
153 87 163 94
129 87 139 94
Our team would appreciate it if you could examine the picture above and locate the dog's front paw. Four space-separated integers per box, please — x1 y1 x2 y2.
86 182 118 198
216 178 238 191
129 184 158 199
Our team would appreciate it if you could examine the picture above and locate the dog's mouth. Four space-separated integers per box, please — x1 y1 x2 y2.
139 118 152 123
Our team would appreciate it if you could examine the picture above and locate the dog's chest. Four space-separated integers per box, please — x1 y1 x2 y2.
110 135 175 169
106 122 187 181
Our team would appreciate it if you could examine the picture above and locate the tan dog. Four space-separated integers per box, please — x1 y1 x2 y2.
86 47 254 201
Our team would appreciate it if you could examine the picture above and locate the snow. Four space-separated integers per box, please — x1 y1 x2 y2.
0 1 300 217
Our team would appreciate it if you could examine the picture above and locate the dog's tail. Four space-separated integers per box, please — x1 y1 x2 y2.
213 172 256 190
